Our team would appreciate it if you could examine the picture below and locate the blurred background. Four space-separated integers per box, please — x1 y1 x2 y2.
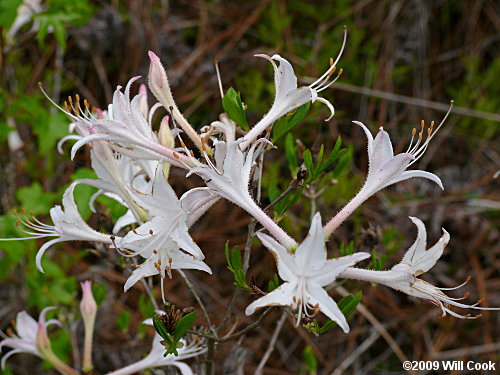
0 0 498 374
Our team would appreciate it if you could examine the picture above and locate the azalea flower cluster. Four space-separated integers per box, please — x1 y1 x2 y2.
1 30 497 373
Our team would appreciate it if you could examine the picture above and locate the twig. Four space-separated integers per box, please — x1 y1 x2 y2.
139 278 159 311
301 79 500 122
177 270 215 334
255 311 288 375
331 328 381 375
336 286 415 375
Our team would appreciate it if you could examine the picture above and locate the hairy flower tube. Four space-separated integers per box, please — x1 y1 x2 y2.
240 28 347 150
323 103 453 237
340 217 499 318
246 213 370 332
0 183 113 272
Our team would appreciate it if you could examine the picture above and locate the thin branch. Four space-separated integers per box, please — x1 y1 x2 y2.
255 311 288 375
177 270 215 335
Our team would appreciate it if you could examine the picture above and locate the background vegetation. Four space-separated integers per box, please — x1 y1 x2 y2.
0 0 498 373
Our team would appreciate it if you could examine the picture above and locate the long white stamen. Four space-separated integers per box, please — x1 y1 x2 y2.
214 61 224 99
309 26 347 88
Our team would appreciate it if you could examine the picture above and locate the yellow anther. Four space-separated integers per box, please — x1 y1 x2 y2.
477 298 485 304
68 96 73 103
75 94 80 102
168 257 172 264
293 296 297 302
465 314 471 318
466 275 472 282
130 263 137 267
173 152 180 159
418 131 423 140
15 220 19 227
158 259 161 265
21 208 26 215
124 249 133 254
338 68 343 76
132 229 138 234
475 314 483 318
13 209 18 216
420 120 425 129
6 327 13 336
329 57 334 66
427 128 432 137
463 292 470 298
430 120 435 130
149 229 154 235
412 128 417 136
328 66 336 77
153 249 158 254
84 99 89 108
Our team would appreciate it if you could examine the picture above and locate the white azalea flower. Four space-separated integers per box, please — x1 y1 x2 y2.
185 138 298 249
241 29 346 149
245 213 370 332
120 164 211 296
0 307 58 367
340 217 499 319
0 307 75 374
106 319 205 375
324 105 453 236
0 183 113 272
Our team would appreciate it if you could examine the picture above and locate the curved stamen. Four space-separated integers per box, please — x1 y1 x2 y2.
309 26 348 88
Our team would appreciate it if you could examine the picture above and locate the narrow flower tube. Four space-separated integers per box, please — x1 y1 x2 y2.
324 104 453 238
80 281 97 372
148 51 203 151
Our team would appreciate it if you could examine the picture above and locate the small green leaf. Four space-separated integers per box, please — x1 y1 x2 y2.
222 88 249 130
302 345 318 373
284 133 298 174
268 274 280 292
116 311 131 333
272 102 310 142
303 149 314 176
153 316 171 343
316 292 362 333
173 311 196 342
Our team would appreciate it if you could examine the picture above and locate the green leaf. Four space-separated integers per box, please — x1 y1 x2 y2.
0 0 22 27
116 311 131 333
231 247 243 270
284 133 298 174
316 292 362 333
16 182 56 215
272 102 310 142
302 345 318 373
173 311 196 342
268 274 280 292
303 149 314 176
317 137 344 175
222 88 249 130
153 316 171 344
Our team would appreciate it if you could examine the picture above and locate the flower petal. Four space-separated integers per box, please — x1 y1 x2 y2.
36 238 64 273
294 212 326 271
389 169 444 190
245 282 296 316
370 128 394 169
271 54 299 98
352 121 374 156
312 252 371 286
307 283 350 333
256 232 297 281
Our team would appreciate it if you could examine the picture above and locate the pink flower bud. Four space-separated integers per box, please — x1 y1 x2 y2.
80 281 97 372
80 281 97 319
148 51 176 110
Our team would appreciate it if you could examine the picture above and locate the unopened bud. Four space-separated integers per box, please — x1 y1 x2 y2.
148 51 176 110
80 281 97 372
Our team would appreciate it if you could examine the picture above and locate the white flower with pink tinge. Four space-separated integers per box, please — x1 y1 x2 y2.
0 307 60 369
340 217 500 319
246 213 370 332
